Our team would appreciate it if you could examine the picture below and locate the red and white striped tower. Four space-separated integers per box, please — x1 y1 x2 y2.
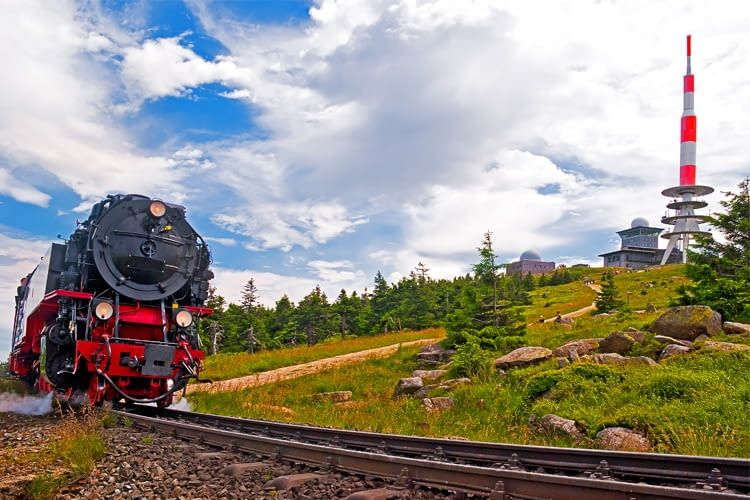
660 35 713 264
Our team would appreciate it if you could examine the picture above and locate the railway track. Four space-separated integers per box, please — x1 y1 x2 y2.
115 406 749 499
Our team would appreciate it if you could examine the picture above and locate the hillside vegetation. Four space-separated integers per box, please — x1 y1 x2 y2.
192 264 750 457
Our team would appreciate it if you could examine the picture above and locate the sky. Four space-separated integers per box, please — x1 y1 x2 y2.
1 0 749 357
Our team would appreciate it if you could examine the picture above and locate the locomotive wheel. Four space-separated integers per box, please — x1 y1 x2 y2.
47 322 73 346
44 337 74 389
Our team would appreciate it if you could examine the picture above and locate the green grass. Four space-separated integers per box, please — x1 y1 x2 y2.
611 264 688 310
525 280 598 323
23 474 67 500
192 345 750 457
201 328 445 381
14 413 108 499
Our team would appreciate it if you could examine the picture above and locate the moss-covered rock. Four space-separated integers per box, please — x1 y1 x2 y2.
650 305 722 340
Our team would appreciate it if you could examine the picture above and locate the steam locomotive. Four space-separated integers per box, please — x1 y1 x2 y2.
8 194 214 407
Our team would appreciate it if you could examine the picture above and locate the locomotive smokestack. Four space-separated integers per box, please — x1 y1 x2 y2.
680 34 696 186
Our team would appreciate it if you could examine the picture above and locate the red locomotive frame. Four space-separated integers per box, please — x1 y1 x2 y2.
9 289 211 407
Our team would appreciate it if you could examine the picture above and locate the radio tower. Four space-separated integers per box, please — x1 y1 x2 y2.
660 35 713 264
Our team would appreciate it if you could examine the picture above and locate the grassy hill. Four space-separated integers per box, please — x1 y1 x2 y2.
190 264 750 457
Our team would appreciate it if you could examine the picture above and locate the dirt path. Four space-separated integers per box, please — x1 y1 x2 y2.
531 283 602 326
186 338 440 395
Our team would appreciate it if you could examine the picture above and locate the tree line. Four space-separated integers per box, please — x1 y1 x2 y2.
197 233 585 355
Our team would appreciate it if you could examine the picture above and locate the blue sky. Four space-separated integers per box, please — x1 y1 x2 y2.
1 1 750 356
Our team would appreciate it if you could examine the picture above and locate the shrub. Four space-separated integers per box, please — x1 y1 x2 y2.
444 328 478 348
643 373 702 400
450 340 494 380
525 371 562 400
629 334 663 359
496 335 527 354
569 364 622 383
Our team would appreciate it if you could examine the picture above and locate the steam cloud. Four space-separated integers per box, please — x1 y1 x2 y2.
0 391 53 415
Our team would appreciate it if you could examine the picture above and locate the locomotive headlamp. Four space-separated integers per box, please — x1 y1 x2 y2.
94 300 114 321
175 309 193 328
148 200 167 218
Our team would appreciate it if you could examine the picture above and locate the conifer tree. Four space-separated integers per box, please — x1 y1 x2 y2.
677 179 750 321
595 271 625 313
240 278 259 312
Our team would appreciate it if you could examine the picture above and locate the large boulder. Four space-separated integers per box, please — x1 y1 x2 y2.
494 347 553 370
723 321 750 335
658 344 691 361
394 377 424 396
650 305 722 340
593 353 657 367
595 427 651 452
598 332 639 355
531 414 582 439
700 341 750 353
552 338 602 357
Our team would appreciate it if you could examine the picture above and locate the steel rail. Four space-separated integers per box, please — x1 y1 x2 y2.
117 406 749 495
114 410 746 499
120 407 750 492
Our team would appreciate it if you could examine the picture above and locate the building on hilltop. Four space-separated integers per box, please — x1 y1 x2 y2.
506 249 555 277
598 217 682 269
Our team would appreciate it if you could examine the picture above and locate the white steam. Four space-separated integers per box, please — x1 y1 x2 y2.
169 397 192 412
0 391 53 415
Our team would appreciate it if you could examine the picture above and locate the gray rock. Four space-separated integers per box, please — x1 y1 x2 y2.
394 377 423 396
599 332 639 354
593 353 656 367
312 391 352 403
658 344 691 361
494 346 553 370
567 349 580 363
654 335 692 347
557 357 570 368
650 305 722 340
595 427 651 452
532 414 583 439
552 338 601 357
700 341 750 352
723 321 750 335
438 377 472 389
624 327 646 342
421 397 454 411
412 369 447 381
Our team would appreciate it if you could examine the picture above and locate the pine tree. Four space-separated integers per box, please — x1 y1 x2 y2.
412 262 430 284
595 271 625 313
295 285 330 345
677 178 750 321
240 278 259 312
472 231 500 326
